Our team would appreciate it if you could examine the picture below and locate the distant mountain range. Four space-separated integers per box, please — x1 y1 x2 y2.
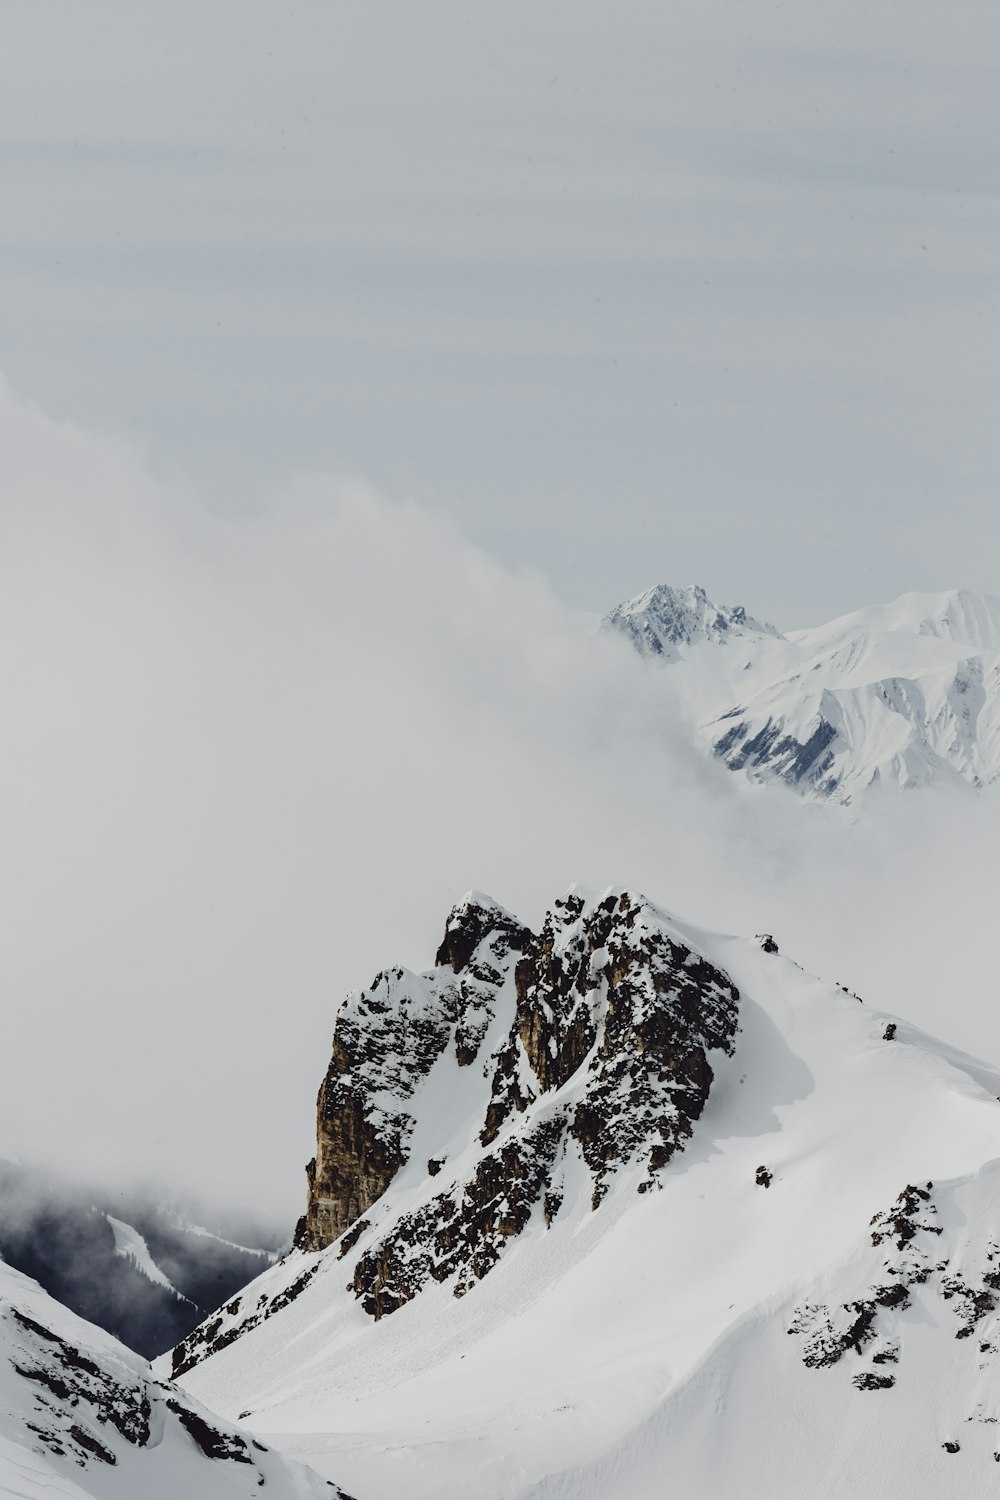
603 584 1000 799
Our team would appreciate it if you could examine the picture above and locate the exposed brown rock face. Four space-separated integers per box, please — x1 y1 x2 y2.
295 895 530 1252
348 891 738 1316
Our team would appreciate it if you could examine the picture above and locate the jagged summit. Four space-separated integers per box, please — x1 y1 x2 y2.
602 582 782 662
168 885 740 1368
164 887 1000 1499
605 583 1000 800
180 886 736 1323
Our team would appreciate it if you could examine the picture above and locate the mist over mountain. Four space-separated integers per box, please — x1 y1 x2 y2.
2 398 1000 1498
3 378 1000 1226
0 1161 281 1358
2 1 997 1492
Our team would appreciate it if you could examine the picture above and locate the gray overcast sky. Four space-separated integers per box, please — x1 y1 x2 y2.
1 0 998 625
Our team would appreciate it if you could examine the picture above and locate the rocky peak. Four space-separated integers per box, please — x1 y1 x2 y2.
434 891 529 976
176 887 740 1371
284 888 739 1304
602 583 782 663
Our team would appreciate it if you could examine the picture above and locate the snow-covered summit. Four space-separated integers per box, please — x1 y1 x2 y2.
606 583 1000 799
791 587 1000 655
601 582 781 663
166 887 1000 1499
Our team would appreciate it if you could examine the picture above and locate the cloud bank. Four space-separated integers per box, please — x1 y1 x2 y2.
1 378 997 1224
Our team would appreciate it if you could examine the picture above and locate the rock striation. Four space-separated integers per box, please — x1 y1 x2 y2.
789 1181 1000 1396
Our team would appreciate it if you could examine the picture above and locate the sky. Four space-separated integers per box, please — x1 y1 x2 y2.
0 1 998 624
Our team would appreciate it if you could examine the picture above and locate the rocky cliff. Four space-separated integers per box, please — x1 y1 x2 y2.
173 886 739 1372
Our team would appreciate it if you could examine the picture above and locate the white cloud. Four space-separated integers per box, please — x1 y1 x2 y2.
2 379 999 1226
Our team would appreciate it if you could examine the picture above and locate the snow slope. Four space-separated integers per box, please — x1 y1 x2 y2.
106 1216 195 1304
168 888 1000 1499
0 1256 348 1499
603 584 1000 798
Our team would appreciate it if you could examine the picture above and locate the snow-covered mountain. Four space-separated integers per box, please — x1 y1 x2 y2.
603 583 1000 799
163 888 1000 1499
0 1255 348 1498
0 1160 278 1357
602 582 782 662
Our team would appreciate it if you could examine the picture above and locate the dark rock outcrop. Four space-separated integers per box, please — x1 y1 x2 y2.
714 715 839 795
296 887 740 1314
176 888 742 1367
790 1183 1000 1407
295 895 530 1252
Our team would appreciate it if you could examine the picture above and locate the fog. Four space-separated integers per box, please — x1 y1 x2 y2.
2 377 998 1227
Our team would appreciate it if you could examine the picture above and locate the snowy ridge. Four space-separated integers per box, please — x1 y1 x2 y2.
601 582 780 663
0 1258 349 1499
164 888 1000 1498
603 583 1000 798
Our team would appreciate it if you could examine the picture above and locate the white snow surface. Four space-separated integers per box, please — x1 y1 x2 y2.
603 584 1000 798
106 1214 194 1304
0 1258 338 1499
171 891 1000 1499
